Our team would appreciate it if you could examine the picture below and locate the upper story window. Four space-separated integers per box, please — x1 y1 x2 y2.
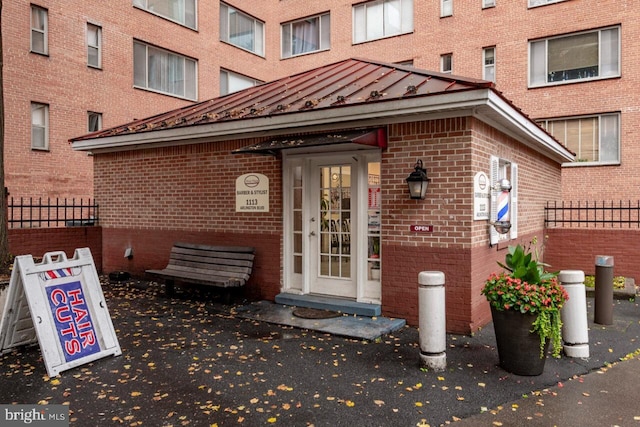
281 13 330 59
31 102 49 150
220 69 262 95
87 23 102 68
529 26 620 87
441 53 452 74
539 113 620 164
220 3 264 56
133 41 197 100
88 112 102 133
30 5 48 55
133 0 196 29
353 0 413 44
483 47 495 82
441 0 453 17
529 0 568 7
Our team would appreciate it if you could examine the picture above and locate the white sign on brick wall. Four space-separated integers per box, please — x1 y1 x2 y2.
236 173 270 212
474 171 491 220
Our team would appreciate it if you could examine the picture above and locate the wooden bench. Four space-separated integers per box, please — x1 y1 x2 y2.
146 243 255 301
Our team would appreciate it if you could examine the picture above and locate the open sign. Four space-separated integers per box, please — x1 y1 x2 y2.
410 225 433 232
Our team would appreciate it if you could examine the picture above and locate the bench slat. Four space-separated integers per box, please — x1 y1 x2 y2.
161 263 251 279
170 253 254 268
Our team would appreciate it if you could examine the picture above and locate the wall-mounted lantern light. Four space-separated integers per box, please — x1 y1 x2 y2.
406 159 431 200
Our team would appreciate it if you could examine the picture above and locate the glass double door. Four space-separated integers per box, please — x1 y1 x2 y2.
285 152 381 303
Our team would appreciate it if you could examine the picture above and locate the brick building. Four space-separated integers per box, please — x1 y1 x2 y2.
3 1 635 201
4 1 636 330
72 59 573 332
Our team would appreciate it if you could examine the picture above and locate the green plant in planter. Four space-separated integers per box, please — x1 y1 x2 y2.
482 239 569 358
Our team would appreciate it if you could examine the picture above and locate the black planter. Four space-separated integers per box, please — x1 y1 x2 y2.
491 306 548 376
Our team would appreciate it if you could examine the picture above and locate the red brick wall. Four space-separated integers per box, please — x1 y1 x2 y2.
93 137 283 300
378 118 560 333
8 227 103 272
544 228 640 282
102 228 280 301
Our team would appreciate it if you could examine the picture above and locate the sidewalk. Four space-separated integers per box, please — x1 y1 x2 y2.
0 279 639 426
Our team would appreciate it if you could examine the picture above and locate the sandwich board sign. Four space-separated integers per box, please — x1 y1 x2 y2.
0 248 121 377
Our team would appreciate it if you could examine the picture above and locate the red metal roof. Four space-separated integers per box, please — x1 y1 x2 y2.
71 58 494 142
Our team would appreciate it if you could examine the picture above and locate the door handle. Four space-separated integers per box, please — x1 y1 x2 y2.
309 231 316 237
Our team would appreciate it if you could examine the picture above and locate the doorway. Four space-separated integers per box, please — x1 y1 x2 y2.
283 151 381 304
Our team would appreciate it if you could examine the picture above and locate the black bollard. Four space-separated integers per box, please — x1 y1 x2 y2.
594 255 614 325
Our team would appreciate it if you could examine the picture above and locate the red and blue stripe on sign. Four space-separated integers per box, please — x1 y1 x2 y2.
43 268 74 280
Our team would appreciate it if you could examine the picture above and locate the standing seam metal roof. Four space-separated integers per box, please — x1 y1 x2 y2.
70 58 495 142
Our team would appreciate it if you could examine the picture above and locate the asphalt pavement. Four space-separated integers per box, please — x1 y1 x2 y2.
0 279 639 426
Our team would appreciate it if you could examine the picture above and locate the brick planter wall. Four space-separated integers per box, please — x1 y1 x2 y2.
8 227 103 272
544 228 640 282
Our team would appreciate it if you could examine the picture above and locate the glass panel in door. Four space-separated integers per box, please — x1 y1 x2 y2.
312 164 355 297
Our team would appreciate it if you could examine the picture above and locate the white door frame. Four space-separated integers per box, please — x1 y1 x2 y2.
282 149 381 304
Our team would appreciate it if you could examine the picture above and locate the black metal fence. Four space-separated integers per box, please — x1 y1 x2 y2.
7 197 99 229
545 200 640 228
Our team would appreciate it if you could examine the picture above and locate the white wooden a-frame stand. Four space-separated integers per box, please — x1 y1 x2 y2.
0 248 121 377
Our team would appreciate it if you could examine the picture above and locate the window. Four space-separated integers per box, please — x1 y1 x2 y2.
490 156 518 244
30 5 48 55
220 3 264 56
31 103 49 150
220 69 262 95
133 41 197 100
529 0 568 7
87 24 102 68
538 113 619 163
483 47 495 82
529 27 620 87
441 54 452 74
133 0 196 29
353 0 414 44
483 0 496 7
88 112 102 132
441 0 453 17
281 13 330 58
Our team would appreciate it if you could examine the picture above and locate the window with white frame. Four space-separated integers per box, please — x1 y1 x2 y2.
529 27 620 87
87 23 102 68
132 0 196 29
538 113 620 163
220 3 264 56
483 0 496 7
88 112 102 132
31 5 48 55
529 0 568 7
441 0 453 17
483 47 495 82
490 156 518 244
133 41 197 100
220 69 262 95
282 13 330 58
353 0 414 44
441 54 452 74
31 102 49 150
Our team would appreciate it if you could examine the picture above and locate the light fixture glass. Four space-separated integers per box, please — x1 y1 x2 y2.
406 159 431 199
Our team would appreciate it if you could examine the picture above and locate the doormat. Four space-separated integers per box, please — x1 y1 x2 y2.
292 307 342 319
